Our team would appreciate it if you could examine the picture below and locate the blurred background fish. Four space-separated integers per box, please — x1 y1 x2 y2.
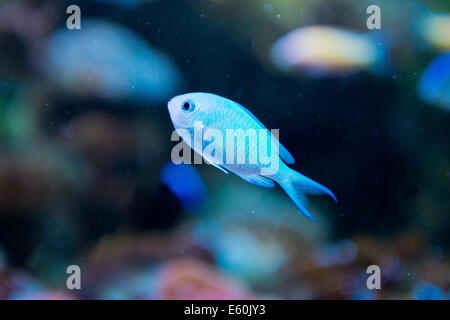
417 12 450 51
270 26 389 76
43 19 182 103
418 52 450 110
161 162 207 211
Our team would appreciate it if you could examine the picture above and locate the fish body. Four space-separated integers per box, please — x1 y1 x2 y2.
168 92 336 221
45 19 181 102
271 25 388 76
418 12 450 51
418 52 450 110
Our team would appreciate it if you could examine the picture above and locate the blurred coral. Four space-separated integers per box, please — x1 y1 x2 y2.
155 258 254 300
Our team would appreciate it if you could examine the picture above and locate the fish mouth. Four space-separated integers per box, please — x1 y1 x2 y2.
167 98 175 111
167 98 177 122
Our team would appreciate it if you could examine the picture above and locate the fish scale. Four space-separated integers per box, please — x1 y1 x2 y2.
205 103 273 174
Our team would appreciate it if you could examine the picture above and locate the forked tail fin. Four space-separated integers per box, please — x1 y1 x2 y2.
275 166 337 222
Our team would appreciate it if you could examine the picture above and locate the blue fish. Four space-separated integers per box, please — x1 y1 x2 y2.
45 19 182 103
161 162 207 211
418 52 450 110
168 92 336 221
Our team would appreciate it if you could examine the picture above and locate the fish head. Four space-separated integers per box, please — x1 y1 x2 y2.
167 92 215 130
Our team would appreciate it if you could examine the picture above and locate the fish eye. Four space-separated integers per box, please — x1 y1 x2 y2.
181 100 195 112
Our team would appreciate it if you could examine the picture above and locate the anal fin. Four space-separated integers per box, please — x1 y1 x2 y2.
203 157 229 175
236 173 275 188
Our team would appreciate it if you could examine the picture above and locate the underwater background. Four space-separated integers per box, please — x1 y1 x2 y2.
0 0 449 299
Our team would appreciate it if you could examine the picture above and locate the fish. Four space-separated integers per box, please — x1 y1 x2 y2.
418 52 450 111
167 92 336 221
45 19 181 103
161 162 207 211
417 12 450 51
270 25 388 76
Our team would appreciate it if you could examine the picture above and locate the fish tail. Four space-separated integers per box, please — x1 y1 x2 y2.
274 166 337 222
